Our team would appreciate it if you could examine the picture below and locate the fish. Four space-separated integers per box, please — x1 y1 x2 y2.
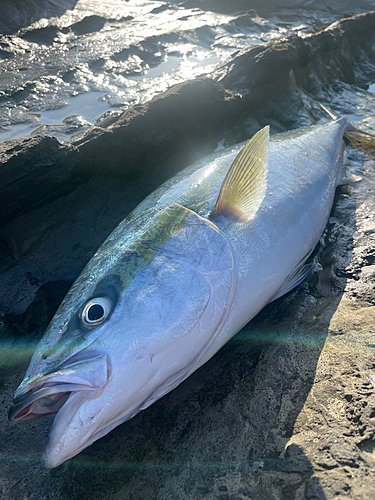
9 114 374 468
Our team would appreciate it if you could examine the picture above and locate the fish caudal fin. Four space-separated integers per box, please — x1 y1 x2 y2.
319 102 375 159
210 126 269 222
344 127 375 159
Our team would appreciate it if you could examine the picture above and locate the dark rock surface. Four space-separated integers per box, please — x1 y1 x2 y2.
0 135 77 227
0 0 79 35
1 10 375 500
215 11 375 103
70 78 243 179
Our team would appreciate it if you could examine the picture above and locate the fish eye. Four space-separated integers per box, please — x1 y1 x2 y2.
81 297 112 329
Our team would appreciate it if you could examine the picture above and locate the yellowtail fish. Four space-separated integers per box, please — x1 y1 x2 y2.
9 115 374 467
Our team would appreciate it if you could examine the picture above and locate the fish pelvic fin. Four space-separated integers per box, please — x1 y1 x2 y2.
210 125 269 223
270 262 313 303
338 174 363 185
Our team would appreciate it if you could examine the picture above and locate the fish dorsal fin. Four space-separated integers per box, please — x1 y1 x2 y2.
210 125 270 222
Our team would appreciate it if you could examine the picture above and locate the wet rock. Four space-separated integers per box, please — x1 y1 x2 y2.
0 0 79 35
0 49 14 59
180 0 256 15
69 15 107 36
180 0 375 17
151 4 177 14
0 135 77 227
227 11 276 32
1 10 375 500
20 26 60 45
215 11 375 96
71 78 242 179
111 43 165 70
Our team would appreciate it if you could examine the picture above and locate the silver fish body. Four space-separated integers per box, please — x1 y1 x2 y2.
10 117 351 467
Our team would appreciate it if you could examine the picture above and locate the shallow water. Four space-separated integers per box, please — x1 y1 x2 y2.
0 0 365 144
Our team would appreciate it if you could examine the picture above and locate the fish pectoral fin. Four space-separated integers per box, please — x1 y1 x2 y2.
210 125 269 222
270 262 314 302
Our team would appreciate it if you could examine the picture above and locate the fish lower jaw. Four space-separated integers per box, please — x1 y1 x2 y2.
41 387 154 468
42 418 118 468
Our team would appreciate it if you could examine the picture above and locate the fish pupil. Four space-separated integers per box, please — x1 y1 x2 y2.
87 304 104 321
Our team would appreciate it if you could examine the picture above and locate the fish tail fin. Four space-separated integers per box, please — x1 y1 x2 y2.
344 127 375 159
318 102 375 159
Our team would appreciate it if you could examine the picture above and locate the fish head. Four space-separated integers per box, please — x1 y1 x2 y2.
10 203 236 467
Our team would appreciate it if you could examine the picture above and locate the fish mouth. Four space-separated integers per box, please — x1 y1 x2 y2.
9 350 109 423
10 383 78 422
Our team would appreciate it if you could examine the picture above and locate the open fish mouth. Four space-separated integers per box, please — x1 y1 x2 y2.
10 384 80 422
9 351 109 423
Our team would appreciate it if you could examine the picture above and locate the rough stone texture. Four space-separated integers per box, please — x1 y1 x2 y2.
0 0 79 35
215 11 375 100
1 10 375 500
70 78 243 179
184 0 375 16
0 135 77 226
282 175 375 499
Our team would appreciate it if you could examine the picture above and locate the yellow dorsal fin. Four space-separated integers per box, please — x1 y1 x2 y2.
210 125 270 222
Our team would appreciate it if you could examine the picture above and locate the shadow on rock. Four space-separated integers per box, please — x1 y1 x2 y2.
0 139 360 500
0 0 79 35
60 184 357 500
6 186 357 500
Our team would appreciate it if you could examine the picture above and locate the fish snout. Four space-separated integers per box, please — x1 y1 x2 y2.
13 372 44 402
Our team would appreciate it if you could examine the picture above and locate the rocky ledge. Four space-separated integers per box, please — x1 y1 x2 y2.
1 10 375 500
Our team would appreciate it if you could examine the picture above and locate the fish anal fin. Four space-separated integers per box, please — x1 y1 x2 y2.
270 262 313 303
210 125 270 223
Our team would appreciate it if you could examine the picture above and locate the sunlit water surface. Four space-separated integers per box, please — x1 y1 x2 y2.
0 0 358 143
